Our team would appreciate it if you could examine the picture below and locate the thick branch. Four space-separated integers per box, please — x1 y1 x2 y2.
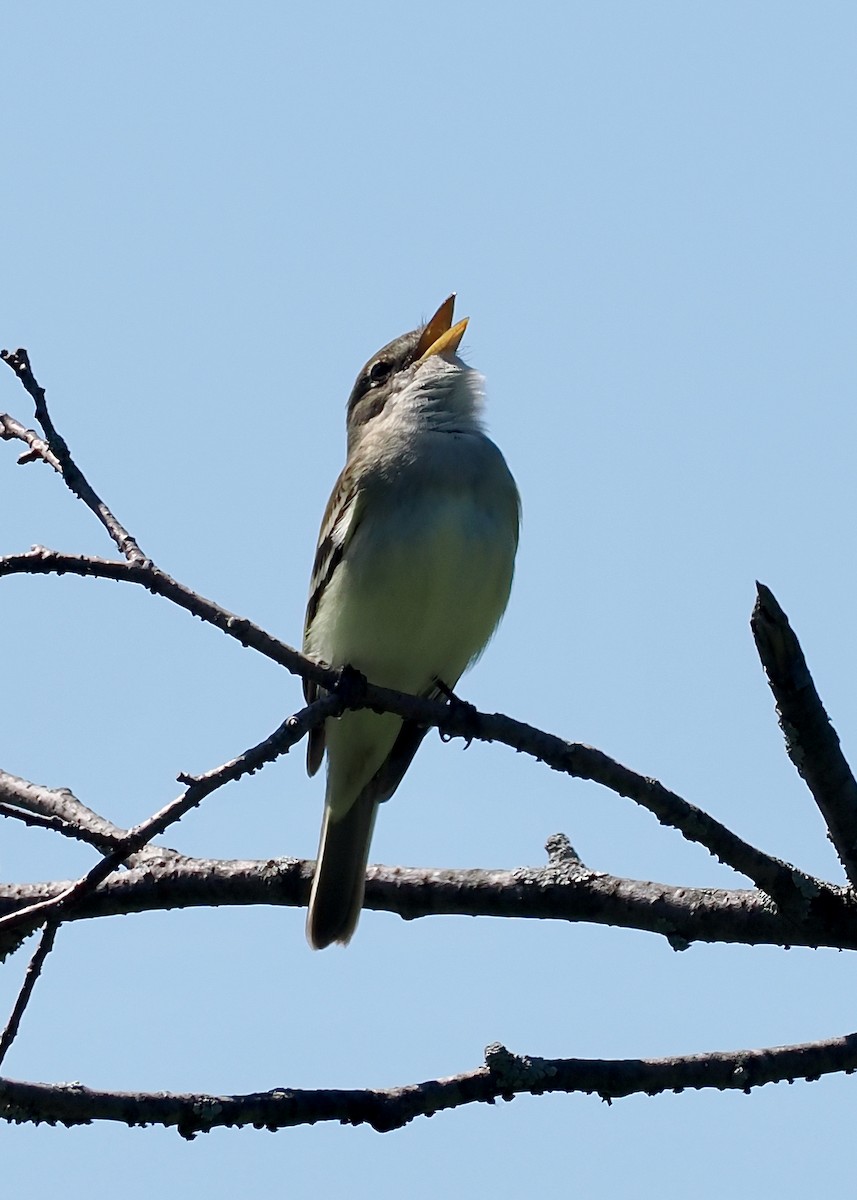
752 583 857 888
0 850 851 951
3 1027 857 1134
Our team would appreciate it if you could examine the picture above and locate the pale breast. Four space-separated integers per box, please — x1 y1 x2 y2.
307 430 519 696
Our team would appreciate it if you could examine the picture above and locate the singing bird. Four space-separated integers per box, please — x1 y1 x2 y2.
303 296 520 948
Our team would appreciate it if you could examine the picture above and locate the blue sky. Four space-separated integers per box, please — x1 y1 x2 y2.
2 2 857 1195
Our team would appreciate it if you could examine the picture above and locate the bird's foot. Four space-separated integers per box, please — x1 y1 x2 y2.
433 678 479 748
333 663 369 709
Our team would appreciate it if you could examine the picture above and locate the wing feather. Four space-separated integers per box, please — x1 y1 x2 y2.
303 465 364 776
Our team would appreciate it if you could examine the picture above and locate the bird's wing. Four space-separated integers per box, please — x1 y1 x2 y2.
303 465 364 777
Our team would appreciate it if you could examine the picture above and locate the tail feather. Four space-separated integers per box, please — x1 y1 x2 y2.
306 719 429 949
306 791 378 949
365 719 429 806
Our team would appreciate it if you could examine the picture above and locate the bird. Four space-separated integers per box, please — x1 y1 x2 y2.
302 295 520 949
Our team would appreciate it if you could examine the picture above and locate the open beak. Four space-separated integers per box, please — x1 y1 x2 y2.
415 294 469 362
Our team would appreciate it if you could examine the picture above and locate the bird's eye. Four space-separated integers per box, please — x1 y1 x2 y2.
369 360 392 384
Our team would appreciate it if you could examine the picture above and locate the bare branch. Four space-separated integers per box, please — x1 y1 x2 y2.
752 582 857 889
1 349 146 563
0 548 323 683
0 695 340 939
0 413 62 470
0 698 337 1044
0 549 820 913
0 804 81 839
1 848 851 952
0 923 57 1068
0 770 179 863
3 1026 857 1134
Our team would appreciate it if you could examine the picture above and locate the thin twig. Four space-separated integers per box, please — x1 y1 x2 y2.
0 922 58 1068
752 582 857 889
0 804 81 839
0 695 341 938
0 548 322 683
0 413 62 470
1 349 146 563
0 770 178 862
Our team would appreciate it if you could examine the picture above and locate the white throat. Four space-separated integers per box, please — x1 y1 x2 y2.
381 356 487 439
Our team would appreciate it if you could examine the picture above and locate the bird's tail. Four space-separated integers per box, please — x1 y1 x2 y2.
306 791 378 949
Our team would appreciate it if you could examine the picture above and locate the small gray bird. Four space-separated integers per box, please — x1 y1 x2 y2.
303 296 520 949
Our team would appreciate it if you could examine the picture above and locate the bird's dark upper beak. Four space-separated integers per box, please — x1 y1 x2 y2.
414 294 469 362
